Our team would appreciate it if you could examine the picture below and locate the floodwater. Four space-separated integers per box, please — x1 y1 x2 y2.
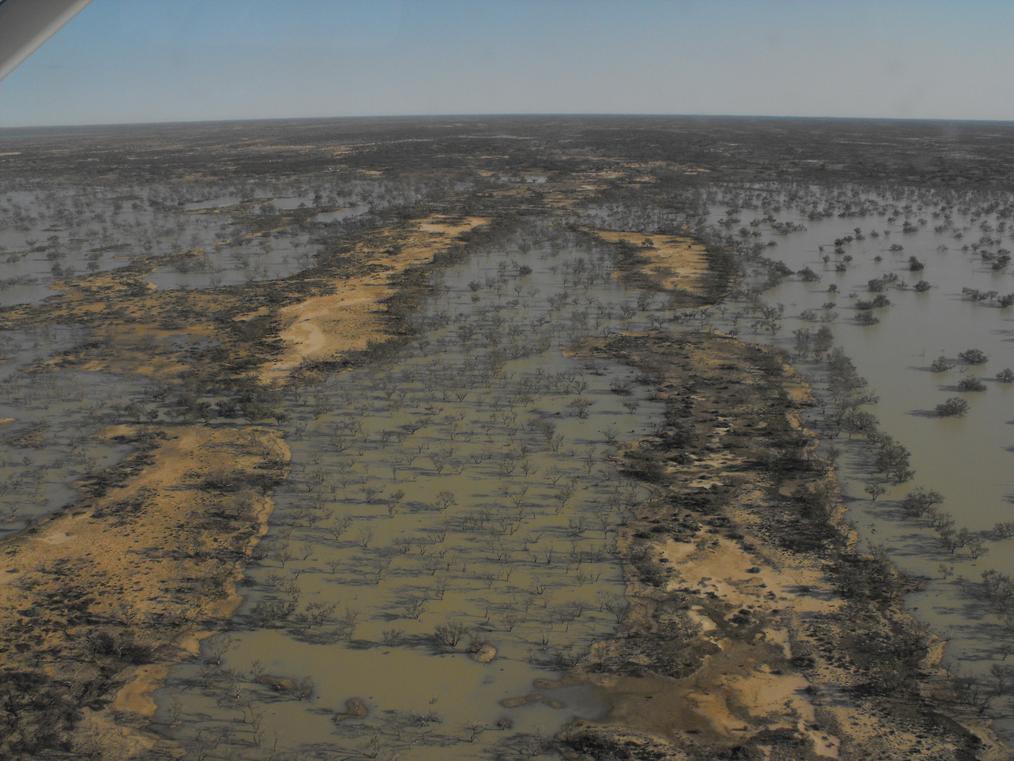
150 225 679 760
8 169 1013 749
147 231 321 291
702 184 1014 731
0 187 237 304
0 325 149 534
0 173 433 305
0 170 458 555
313 205 370 225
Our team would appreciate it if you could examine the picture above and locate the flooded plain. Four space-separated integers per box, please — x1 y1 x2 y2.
697 184 1014 728
0 172 452 307
0 324 150 535
8 115 1014 761
148 225 680 760
137 184 1014 756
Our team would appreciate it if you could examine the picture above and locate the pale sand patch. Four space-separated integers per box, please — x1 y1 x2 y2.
23 272 226 379
588 229 709 296
0 423 289 755
598 640 839 758
542 174 609 210
0 424 286 621
718 663 840 759
36 530 74 545
578 334 1005 759
663 534 837 616
109 426 289 722
260 215 487 385
686 607 718 634
75 710 159 759
611 528 843 757
782 361 815 405
111 664 169 716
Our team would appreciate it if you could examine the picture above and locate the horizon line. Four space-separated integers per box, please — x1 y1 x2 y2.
3 110 1014 133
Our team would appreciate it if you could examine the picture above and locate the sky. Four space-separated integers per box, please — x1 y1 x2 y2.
1 0 1013 127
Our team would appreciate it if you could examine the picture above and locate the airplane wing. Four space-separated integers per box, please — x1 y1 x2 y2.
0 0 92 81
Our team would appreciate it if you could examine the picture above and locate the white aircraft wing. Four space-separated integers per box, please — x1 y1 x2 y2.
0 0 92 81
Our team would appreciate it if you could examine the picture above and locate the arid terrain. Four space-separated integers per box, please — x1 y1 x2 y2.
1 116 1013 760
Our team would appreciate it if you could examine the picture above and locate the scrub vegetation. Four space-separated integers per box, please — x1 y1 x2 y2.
0 116 1012 760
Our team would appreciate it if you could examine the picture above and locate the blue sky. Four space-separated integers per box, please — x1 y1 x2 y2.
1 0 1013 127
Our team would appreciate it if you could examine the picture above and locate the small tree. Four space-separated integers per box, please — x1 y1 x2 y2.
930 356 954 373
936 397 969 417
813 325 834 356
434 621 469 650
798 266 820 282
865 481 886 502
959 348 988 365
434 491 456 511
900 488 943 518
793 328 812 358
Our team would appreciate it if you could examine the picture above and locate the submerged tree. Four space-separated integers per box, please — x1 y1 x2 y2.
957 377 986 392
900 488 943 518
930 356 955 373
936 397 969 417
959 348 989 365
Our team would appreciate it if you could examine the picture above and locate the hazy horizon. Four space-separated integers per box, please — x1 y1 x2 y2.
6 111 1014 134
2 0 1014 128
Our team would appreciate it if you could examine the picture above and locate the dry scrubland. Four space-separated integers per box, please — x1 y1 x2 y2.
0 117 1012 760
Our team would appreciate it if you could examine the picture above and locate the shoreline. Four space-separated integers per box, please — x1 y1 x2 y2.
0 207 497 758
0 128 1008 758
558 330 1004 760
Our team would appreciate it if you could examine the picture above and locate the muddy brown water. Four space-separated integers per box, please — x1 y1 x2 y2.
150 226 681 760
702 184 1014 734
10 171 1012 748
0 173 469 545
